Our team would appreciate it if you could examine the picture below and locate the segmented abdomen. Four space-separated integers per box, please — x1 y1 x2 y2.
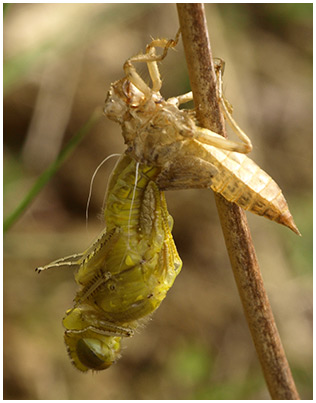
104 154 160 231
84 153 182 321
206 146 300 235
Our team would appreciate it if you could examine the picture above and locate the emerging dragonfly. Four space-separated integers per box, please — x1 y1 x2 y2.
37 155 182 371
37 29 300 373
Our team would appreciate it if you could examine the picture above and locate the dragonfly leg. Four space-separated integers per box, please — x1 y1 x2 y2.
123 30 180 94
214 57 253 153
74 227 121 287
194 126 252 153
74 271 113 307
169 57 252 153
167 91 193 106
63 307 134 338
35 253 83 273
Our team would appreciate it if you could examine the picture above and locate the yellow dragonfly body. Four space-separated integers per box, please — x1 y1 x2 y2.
37 155 182 371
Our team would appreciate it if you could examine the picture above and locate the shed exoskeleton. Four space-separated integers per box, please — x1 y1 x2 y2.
104 31 300 235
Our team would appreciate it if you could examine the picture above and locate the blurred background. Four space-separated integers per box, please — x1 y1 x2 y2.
3 3 312 399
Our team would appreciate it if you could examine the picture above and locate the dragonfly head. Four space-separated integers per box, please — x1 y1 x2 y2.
63 308 121 372
103 79 129 124
104 78 147 122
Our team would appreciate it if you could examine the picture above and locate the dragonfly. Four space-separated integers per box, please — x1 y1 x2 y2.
37 29 300 372
37 155 182 371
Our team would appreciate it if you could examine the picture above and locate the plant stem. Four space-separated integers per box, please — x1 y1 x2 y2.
177 3 299 399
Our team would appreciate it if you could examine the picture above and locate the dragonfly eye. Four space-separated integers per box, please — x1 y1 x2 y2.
64 326 122 372
76 338 113 371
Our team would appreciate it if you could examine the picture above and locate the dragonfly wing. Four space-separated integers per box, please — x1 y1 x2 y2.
156 156 218 190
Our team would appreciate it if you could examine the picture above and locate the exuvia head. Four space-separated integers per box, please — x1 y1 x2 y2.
103 78 147 121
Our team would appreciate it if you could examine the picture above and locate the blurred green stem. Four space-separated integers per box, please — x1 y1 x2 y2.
4 108 101 233
3 3 10 16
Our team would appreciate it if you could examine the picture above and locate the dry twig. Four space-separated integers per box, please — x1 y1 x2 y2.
177 3 299 399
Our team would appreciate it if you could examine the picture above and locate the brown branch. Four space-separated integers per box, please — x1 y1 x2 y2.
177 4 300 400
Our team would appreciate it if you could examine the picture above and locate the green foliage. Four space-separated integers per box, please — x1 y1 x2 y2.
3 3 10 16
282 194 312 276
3 109 101 233
166 341 265 399
168 342 212 385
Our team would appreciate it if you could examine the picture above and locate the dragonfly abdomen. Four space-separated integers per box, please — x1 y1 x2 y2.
104 156 160 231
209 147 300 235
